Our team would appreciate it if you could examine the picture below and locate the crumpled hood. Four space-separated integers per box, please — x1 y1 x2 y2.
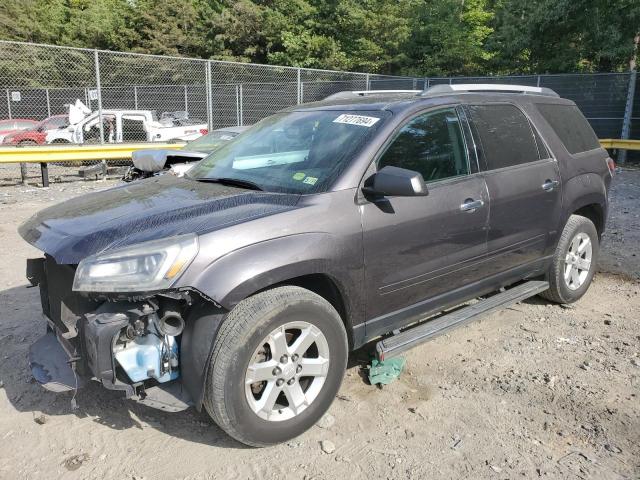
19 175 301 264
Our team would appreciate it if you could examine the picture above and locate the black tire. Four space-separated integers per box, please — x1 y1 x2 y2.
18 140 37 145
203 286 348 447
540 214 599 304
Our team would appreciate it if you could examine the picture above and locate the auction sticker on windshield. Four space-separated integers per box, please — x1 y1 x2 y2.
333 114 380 127
303 176 318 185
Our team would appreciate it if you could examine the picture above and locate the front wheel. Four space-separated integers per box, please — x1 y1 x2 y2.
203 286 348 447
540 214 599 304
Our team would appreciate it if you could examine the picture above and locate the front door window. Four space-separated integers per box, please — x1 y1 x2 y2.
378 108 470 182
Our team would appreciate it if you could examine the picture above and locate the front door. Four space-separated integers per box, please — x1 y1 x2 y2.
361 107 490 337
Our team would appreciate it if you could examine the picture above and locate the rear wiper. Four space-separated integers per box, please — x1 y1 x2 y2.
195 177 263 191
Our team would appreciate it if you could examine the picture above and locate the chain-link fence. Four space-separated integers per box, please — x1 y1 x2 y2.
0 40 637 185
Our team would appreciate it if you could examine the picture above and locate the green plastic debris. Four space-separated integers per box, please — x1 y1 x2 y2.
368 357 406 385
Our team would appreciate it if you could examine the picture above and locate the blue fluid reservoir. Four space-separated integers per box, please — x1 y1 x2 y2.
114 332 179 383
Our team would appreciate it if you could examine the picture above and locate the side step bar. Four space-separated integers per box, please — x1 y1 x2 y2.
375 280 549 361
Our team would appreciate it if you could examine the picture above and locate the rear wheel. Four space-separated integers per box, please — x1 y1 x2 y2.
203 286 348 447
540 214 599 303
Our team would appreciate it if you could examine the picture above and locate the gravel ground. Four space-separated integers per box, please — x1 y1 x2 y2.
0 170 638 480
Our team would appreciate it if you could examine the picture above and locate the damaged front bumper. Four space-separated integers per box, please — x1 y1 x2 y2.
27 255 194 412
29 330 86 393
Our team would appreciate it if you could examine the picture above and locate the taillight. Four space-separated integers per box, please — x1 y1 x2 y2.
199 129 208 135
606 157 615 176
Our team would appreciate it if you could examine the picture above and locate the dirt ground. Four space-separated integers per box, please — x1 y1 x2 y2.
0 170 638 480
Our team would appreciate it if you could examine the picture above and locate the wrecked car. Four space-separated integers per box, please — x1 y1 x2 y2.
20 85 612 446
123 125 249 182
46 100 208 144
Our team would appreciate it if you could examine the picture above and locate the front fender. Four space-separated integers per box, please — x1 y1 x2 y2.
191 233 362 318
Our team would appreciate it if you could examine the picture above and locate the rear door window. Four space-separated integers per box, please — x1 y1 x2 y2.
377 107 470 182
467 104 541 170
535 103 600 154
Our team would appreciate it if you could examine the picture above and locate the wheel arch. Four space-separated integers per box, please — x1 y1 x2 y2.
263 273 352 348
573 203 604 238
561 173 608 238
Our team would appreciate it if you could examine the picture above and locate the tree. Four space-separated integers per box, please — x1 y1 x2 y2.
404 0 494 76
1 0 638 75
133 0 220 58
488 0 640 73
0 0 68 44
61 0 139 51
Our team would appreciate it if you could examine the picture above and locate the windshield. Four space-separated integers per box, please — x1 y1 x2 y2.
183 130 240 153
187 110 388 194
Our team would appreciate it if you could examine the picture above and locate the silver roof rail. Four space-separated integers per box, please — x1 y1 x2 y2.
423 84 559 97
324 90 421 100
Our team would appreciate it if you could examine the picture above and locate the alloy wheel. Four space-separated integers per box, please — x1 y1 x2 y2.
564 232 592 290
244 321 330 421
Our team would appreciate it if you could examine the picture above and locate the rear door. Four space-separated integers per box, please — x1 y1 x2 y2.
361 106 489 333
466 103 562 276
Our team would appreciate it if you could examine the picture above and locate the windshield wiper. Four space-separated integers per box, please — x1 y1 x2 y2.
194 177 263 191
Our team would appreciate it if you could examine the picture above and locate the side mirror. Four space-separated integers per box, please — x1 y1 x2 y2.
362 165 428 197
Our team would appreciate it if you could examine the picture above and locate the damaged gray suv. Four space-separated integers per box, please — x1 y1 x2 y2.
20 84 613 446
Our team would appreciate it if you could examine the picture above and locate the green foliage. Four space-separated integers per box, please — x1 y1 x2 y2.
488 0 640 73
405 0 495 76
0 0 637 75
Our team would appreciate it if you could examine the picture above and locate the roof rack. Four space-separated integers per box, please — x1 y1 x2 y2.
324 90 421 101
423 84 559 97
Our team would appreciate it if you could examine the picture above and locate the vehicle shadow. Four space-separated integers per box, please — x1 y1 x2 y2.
0 283 249 449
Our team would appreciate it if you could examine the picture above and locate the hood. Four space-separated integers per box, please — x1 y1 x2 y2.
19 175 301 264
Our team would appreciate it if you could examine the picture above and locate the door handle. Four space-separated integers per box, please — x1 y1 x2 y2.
460 199 484 212
542 179 559 191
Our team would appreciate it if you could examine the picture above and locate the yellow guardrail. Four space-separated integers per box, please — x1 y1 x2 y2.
0 139 635 187
599 139 640 151
0 139 635 164
0 142 186 164
0 139 636 165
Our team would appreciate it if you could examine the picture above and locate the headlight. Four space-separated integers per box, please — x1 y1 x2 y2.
73 234 199 292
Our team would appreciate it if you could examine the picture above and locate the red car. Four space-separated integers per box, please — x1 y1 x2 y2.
1 115 69 145
0 119 39 144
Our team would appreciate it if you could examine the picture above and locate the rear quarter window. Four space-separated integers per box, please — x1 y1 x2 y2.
535 104 600 154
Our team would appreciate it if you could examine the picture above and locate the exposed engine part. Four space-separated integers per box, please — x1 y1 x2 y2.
114 314 179 384
156 309 185 337
133 318 146 336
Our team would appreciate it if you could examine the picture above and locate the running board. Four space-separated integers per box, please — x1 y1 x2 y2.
375 280 549 361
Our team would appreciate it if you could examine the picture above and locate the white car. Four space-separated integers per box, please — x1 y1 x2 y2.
46 101 207 144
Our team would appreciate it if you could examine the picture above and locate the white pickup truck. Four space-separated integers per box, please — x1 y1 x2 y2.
46 102 207 144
